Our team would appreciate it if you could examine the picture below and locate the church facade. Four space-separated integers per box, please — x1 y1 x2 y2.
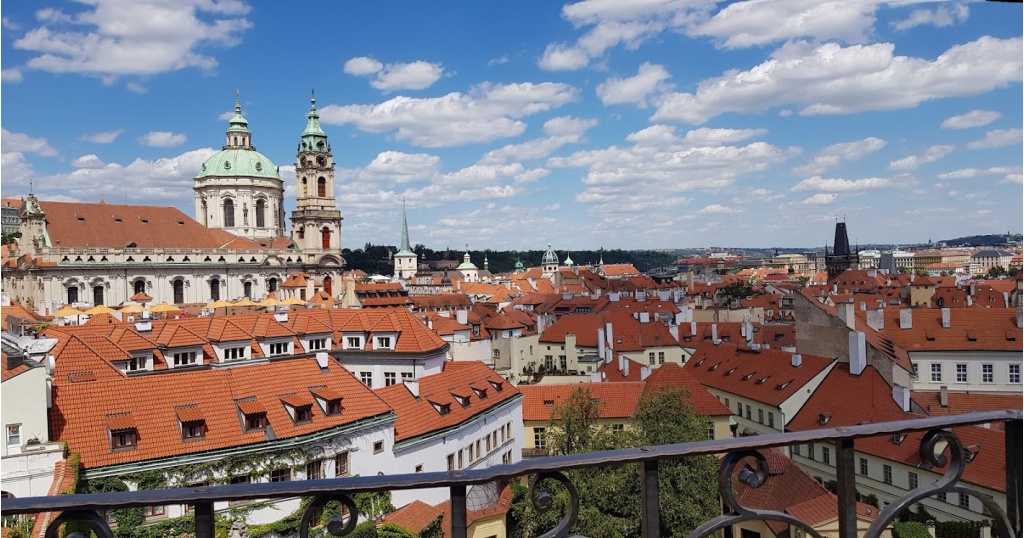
2 95 346 314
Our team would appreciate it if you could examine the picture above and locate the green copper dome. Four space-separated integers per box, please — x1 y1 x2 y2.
542 244 558 265
195 148 280 180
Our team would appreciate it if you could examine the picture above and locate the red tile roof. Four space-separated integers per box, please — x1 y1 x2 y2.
857 306 1021 352
684 341 835 406
374 362 520 442
643 363 732 417
519 382 645 421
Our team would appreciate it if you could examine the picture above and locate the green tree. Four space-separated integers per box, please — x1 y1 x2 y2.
547 386 601 455
717 281 755 303
376 522 417 538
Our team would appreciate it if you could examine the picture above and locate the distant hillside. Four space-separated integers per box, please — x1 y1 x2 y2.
939 234 1021 247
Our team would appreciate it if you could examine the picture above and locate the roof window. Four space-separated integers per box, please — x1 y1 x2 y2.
430 401 451 415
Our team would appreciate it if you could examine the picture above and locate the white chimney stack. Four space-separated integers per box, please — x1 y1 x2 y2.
837 302 855 330
623 360 630 378
639 312 650 324
941 308 951 329
636 291 646 302
899 308 912 330
456 309 468 325
1018 305 1023 330
866 308 884 331
598 327 606 359
711 323 718 342
791 353 802 368
690 321 697 337
940 385 948 407
892 384 910 412
274 311 288 323
606 322 614 350
404 379 420 398
849 331 867 376
640 365 652 380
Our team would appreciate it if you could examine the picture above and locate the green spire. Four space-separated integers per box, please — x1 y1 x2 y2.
300 89 329 153
227 90 250 133
395 200 415 257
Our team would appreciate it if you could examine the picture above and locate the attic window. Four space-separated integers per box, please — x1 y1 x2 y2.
742 371 756 381
110 428 138 450
140 219 149 224
966 331 978 342
454 394 470 407
776 380 792 390
472 387 488 399
488 379 504 392
963 445 980 463
77 216 85 222
182 420 206 441
709 362 721 371
178 221 185 225
892 433 906 445
544 399 555 407
724 367 738 376
114 218 122 223
430 401 451 415
755 375 771 385
818 413 831 426
244 413 268 431
694 358 705 367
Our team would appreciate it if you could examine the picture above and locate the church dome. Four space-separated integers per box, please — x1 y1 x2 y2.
457 251 478 270
196 148 280 180
541 244 558 265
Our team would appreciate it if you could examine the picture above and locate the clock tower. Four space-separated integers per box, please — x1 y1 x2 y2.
290 93 344 264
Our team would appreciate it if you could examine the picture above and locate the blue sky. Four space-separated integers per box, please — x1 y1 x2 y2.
1 0 1021 251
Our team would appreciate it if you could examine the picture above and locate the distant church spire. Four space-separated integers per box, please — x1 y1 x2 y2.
396 199 414 256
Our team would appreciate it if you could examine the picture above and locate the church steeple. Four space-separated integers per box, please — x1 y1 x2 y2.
300 90 329 154
393 201 417 280
396 201 414 257
290 90 343 264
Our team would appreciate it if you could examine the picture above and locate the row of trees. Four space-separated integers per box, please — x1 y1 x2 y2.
507 386 719 537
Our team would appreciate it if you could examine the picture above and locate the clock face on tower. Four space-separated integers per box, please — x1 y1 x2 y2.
316 155 327 167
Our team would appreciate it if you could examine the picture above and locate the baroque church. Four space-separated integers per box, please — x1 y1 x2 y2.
2 94 345 314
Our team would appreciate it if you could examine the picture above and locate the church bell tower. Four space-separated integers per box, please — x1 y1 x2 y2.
290 92 343 262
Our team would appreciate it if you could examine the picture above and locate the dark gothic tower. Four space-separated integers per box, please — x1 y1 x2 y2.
826 221 859 280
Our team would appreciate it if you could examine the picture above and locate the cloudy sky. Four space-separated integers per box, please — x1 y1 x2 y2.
1 0 1021 250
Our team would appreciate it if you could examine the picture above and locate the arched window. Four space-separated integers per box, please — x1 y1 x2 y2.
244 281 252 298
67 286 79 304
223 199 235 227
255 200 266 228
210 278 220 301
302 178 307 197
297 226 305 239
268 278 278 293
321 227 331 249
317 177 327 197
93 285 105 306
233 136 238 146
133 280 146 295
173 280 185 304
323 276 332 296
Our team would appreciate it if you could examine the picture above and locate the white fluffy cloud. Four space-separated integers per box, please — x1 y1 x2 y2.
892 4 969 31
138 131 187 147
345 57 444 91
354 151 441 183
967 129 1023 149
888 145 954 170
652 36 1023 124
682 127 766 146
799 193 838 205
319 82 578 147
1 129 58 156
938 166 1022 183
794 137 886 175
79 129 123 143
1 68 23 82
694 0 878 49
72 154 105 169
791 175 915 192
596 62 672 106
13 0 252 79
478 116 597 164
941 109 1001 129
698 204 740 214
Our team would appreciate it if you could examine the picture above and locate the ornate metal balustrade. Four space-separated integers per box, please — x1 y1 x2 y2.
4 410 1020 538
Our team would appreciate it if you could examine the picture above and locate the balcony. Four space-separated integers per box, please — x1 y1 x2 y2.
3 410 1019 538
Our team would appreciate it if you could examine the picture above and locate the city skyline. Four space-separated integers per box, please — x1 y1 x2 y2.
1 0 1021 250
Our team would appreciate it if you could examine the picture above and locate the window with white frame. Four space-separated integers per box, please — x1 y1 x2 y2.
912 363 919 378
375 336 393 349
822 446 830 465
908 471 918 489
346 336 362 349
401 371 414 381
173 351 198 367
359 372 372 387
859 458 868 475
224 346 247 360
958 492 970 509
930 363 942 382
1010 364 1021 384
308 338 328 351
384 372 397 386
768 412 775 428
982 364 993 383
883 464 892 484
269 342 289 356
955 363 967 383
6 424 21 446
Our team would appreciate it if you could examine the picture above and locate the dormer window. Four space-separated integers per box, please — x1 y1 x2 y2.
172 351 199 367
268 341 289 356
311 387 343 416
296 406 312 422
544 399 554 407
182 421 206 441
430 401 451 415
245 413 267 431
344 336 363 350
472 387 488 399
454 394 471 407
224 346 247 361
111 429 138 450
326 399 342 415
308 338 328 351
375 336 393 349
488 379 504 392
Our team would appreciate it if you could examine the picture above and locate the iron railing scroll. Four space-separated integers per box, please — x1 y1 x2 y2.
3 410 1020 538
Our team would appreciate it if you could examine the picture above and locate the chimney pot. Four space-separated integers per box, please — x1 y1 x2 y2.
899 307 913 330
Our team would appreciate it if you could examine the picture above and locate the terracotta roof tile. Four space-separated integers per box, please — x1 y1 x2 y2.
519 382 645 421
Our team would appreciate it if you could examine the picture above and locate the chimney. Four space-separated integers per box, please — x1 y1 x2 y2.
606 322 614 350
899 307 913 330
940 385 948 408
690 321 697 337
274 310 288 323
849 331 866 376
598 327 606 359
640 365 652 381
910 273 915 283
711 323 718 342
1003 291 1010 308
791 353 802 368
969 280 976 296
688 271 694 289
740 323 746 338
966 295 973 307
618 354 624 371
658 290 670 301
680 303 693 322
941 308 950 329
867 268 877 278
668 323 679 341
636 291 646 302
745 321 754 344
608 292 620 302
892 384 910 412
456 309 468 325
134 310 153 332
859 301 866 311
562 291 573 300
866 308 884 331
315 352 329 370
639 312 650 324
404 379 420 398
837 302 855 330
623 360 630 378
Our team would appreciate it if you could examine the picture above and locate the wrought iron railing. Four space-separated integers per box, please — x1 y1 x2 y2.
4 410 1020 538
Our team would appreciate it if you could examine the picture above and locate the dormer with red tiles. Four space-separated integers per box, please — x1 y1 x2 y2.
175 405 207 442
279 393 314 425
236 398 269 433
107 413 138 452
310 386 343 416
